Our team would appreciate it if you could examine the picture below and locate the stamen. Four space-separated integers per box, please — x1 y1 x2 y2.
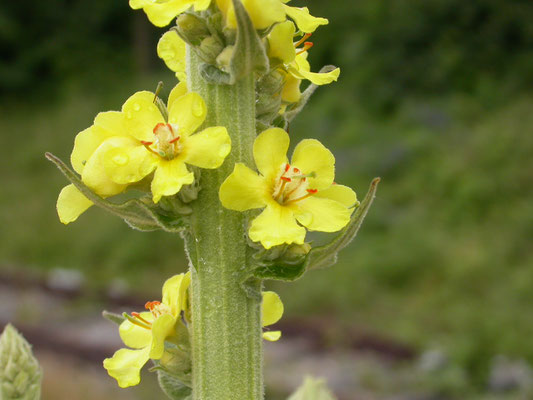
285 188 318 204
131 312 152 326
296 42 314 55
153 123 166 134
284 163 290 172
123 312 151 330
141 141 159 156
280 176 291 182
169 135 181 144
294 33 312 48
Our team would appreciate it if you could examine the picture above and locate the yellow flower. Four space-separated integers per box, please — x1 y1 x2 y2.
56 83 230 223
104 83 230 203
216 0 327 32
129 0 211 27
104 273 191 388
219 128 357 249
157 30 187 82
262 291 284 341
267 21 340 104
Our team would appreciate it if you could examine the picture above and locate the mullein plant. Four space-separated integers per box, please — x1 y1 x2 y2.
42 0 380 399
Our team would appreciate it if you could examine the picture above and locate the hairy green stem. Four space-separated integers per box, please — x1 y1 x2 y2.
185 49 263 400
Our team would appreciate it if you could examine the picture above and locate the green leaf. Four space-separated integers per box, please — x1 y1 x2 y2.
0 324 42 400
229 0 269 82
306 178 380 270
157 369 192 400
46 152 187 233
102 311 125 326
250 243 310 282
288 376 337 400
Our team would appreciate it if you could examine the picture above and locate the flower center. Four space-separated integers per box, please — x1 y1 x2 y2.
123 300 172 331
272 163 317 205
141 123 181 160
145 300 172 318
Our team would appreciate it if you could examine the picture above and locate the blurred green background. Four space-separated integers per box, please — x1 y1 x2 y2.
1 0 533 398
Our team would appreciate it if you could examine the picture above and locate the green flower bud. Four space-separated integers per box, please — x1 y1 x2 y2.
176 13 210 46
215 45 234 72
0 325 42 400
198 36 225 64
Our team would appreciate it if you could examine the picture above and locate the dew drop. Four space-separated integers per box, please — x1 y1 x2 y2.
125 111 133 119
192 99 204 117
219 144 230 157
113 153 129 165
133 103 141 111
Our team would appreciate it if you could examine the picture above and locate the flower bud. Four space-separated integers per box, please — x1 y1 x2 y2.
0 325 42 400
176 13 210 46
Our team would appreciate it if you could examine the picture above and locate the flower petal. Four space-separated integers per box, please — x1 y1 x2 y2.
168 82 188 110
262 291 284 327
281 73 302 103
71 125 111 175
296 196 352 232
168 92 206 136
291 139 335 190
81 137 134 196
290 53 340 85
103 347 150 388
151 159 194 203
119 316 153 349
222 0 285 30
157 31 187 82
142 0 190 27
263 331 282 341
267 21 296 64
253 128 290 180
150 314 177 359
283 5 328 33
183 126 231 169
103 144 157 184
56 184 93 224
314 184 357 208
122 91 164 141
219 163 269 211
162 273 191 317
249 202 306 249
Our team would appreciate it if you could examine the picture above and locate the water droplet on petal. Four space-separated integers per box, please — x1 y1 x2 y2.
219 144 230 157
133 103 141 111
192 99 204 117
125 111 133 119
113 153 129 165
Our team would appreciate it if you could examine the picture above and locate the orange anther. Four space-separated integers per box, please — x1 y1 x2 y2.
169 136 181 144
284 163 290 172
306 189 318 194
293 167 300 173
153 122 166 134
140 141 153 146
294 33 312 48
280 176 292 182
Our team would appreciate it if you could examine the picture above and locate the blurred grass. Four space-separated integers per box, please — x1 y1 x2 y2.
1 71 532 391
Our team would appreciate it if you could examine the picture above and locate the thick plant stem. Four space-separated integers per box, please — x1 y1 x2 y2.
185 49 263 400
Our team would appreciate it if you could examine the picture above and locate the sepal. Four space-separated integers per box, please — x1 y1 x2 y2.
46 152 188 232
229 0 269 81
0 324 42 400
156 368 192 400
102 310 126 326
288 376 337 400
306 178 380 270
250 243 310 282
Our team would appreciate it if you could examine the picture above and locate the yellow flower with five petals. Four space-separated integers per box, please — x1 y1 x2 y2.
105 83 230 203
103 273 191 388
219 128 357 249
